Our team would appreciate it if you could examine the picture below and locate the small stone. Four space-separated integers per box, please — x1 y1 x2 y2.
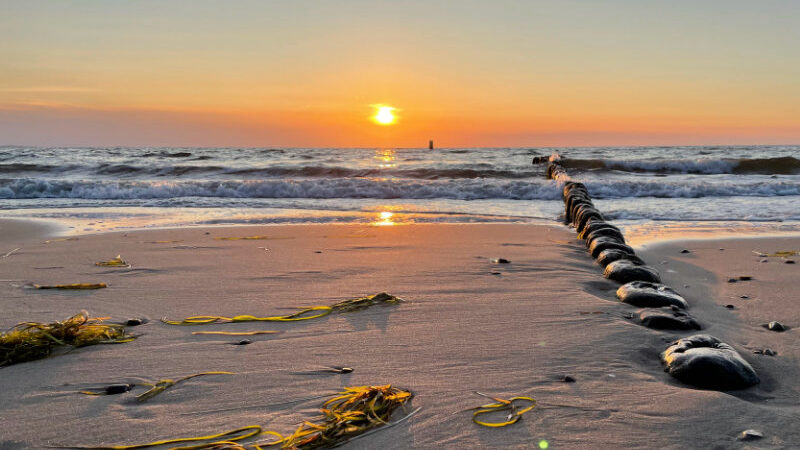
786 260 796 264
562 375 576 383
204 232 210 235
738 276 752 281
492 258 511 264
740 295 749 299
314 251 322 253
680 249 690 254
234 339 252 345
725 304 735 309
763 349 776 356
727 278 737 283
738 429 763 441
105 384 134 395
760 259 768 263
764 321 786 332
490 272 502 275
125 318 144 326
719 248 725 251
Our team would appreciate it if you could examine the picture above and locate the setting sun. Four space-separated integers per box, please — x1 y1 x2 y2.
373 106 396 125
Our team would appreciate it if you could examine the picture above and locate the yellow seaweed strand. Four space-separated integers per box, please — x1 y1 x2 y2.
162 293 402 326
95 255 130 267
135 371 235 403
65 425 262 450
472 395 536 428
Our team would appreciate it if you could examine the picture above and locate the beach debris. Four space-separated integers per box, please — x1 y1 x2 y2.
639 307 701 330
738 429 764 441
67 384 413 449
191 330 279 336
214 235 291 241
80 383 135 396
471 392 536 427
122 318 148 327
163 293 402 326
95 255 130 267
44 237 79 244
753 349 777 356
33 282 107 290
661 334 759 390
617 281 688 309
0 311 135 367
604 261 661 284
292 366 355 375
491 258 511 264
763 321 787 332
135 371 234 402
754 250 800 258
2 247 20 258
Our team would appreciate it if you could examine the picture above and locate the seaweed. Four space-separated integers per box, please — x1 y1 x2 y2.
471 392 536 427
0 311 135 366
95 255 130 267
162 292 403 326
65 384 413 449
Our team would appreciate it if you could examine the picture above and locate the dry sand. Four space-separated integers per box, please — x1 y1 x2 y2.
0 221 798 449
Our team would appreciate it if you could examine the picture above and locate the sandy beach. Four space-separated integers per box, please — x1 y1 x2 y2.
1 220 797 449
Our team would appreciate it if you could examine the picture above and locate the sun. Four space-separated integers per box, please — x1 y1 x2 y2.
372 105 396 125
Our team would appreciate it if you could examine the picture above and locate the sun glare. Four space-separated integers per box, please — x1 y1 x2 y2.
372 105 396 125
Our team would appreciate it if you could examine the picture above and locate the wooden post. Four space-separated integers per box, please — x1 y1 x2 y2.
428 140 434 150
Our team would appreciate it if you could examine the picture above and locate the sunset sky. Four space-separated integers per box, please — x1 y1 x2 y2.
1 0 798 147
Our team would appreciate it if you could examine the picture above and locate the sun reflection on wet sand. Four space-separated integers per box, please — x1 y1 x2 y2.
373 211 396 226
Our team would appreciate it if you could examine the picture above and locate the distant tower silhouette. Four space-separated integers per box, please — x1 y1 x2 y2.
428 140 434 150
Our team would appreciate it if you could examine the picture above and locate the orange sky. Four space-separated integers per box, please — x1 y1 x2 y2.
1 1 798 147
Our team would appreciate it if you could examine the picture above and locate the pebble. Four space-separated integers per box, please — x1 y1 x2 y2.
754 349 777 356
738 429 763 441
562 376 576 383
738 276 752 281
314 251 322 253
233 339 252 345
680 249 691 254
740 295 749 299
725 304 735 309
491 272 502 275
764 321 786 332
105 384 134 395
760 259 769 263
492 258 511 264
125 318 146 326
786 260 796 264
727 278 737 283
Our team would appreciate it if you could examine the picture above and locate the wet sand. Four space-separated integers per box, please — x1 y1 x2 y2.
0 221 798 449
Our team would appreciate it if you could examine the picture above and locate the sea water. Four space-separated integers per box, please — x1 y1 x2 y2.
1 146 799 241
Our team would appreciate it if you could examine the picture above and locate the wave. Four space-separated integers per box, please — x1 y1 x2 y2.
3 177 800 201
0 163 540 179
562 156 800 175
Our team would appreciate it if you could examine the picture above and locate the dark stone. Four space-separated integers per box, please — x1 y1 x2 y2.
738 430 763 441
105 384 134 395
728 278 737 283
590 237 635 258
566 196 593 223
680 249 691 254
572 203 598 227
754 349 777 356
738 276 752 281
639 307 701 330
740 295 749 299
786 260 796 264
596 249 645 268
577 211 604 233
490 272 501 275
577 221 620 240
492 258 510 264
562 375 576 383
563 182 587 198
616 281 687 308
125 318 145 326
725 304 735 309
314 251 322 253
584 228 626 248
604 261 661 284
233 339 252 345
763 321 787 332
661 334 760 390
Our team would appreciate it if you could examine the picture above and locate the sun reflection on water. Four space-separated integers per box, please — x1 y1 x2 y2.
373 211 395 226
374 149 396 168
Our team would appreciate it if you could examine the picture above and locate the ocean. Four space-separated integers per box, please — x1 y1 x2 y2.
1 145 799 241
